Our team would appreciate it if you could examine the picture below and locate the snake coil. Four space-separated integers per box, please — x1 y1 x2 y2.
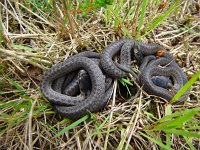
40 38 189 120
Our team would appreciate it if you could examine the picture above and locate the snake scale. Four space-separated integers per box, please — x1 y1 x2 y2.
40 38 189 120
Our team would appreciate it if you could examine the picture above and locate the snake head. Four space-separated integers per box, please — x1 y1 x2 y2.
152 76 173 89
78 70 91 97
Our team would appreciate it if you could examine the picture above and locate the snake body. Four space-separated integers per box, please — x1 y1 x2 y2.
41 57 105 106
100 38 132 78
139 56 188 103
41 38 189 120
40 52 113 120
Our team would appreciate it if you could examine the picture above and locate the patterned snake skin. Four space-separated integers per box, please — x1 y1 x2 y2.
40 38 189 120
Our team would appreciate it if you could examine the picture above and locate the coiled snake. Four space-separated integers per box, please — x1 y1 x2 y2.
40 38 189 120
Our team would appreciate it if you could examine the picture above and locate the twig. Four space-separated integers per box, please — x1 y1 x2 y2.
103 80 117 150
0 48 48 70
28 96 39 150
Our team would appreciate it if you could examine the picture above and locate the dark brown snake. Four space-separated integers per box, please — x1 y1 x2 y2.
40 38 189 120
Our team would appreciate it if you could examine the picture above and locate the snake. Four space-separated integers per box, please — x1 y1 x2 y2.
100 39 189 103
100 38 168 78
40 52 114 120
40 38 189 120
139 55 189 104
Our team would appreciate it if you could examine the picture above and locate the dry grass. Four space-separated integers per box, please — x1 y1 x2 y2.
0 0 199 150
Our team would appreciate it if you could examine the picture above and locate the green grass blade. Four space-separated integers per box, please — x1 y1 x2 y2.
0 101 18 109
144 111 158 120
165 104 172 116
153 111 181 123
163 129 200 138
174 0 181 15
104 5 112 25
91 127 117 136
170 70 200 103
143 3 176 37
154 107 199 123
137 0 148 33
164 104 172 147
0 113 11 118
183 136 196 150
12 44 39 52
54 115 89 137
127 4 136 21
152 108 197 130
95 115 110 131
122 26 133 38
8 78 24 91
166 133 171 148
119 78 133 86
139 132 173 150
0 19 5 47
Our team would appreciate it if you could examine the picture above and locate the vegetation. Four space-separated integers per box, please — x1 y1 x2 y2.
0 0 199 149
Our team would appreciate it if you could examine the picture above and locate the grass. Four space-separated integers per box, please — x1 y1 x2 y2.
0 0 199 149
